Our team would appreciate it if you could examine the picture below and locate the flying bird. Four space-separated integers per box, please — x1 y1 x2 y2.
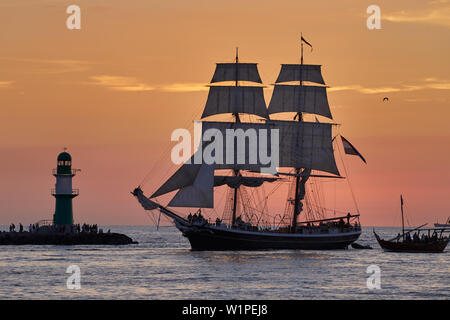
383 97 389 102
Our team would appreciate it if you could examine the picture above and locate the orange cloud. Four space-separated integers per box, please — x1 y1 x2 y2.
329 79 450 94
0 81 14 88
89 75 155 92
0 57 93 74
384 3 450 28
159 83 208 92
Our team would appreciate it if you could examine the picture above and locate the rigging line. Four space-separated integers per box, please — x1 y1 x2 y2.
403 201 412 227
305 202 349 214
142 124 208 207
317 176 327 214
335 135 360 214
309 179 323 220
212 185 228 219
139 105 203 188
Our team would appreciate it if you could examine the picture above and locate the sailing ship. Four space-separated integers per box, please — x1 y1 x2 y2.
374 196 449 253
133 39 364 250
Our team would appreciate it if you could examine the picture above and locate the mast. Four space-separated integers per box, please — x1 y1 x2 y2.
401 195 405 241
291 34 305 232
232 47 240 227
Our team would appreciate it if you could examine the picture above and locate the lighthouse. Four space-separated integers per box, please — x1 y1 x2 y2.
52 150 79 225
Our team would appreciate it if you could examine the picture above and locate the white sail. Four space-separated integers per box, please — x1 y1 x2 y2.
201 86 269 119
276 64 325 85
268 85 332 119
211 63 262 84
168 163 214 208
268 120 339 175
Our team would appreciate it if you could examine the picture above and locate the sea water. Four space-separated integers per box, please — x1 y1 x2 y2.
0 226 448 299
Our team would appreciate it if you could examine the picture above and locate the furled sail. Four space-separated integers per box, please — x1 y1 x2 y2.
201 86 269 119
168 163 214 208
268 85 332 119
268 120 339 175
211 63 262 84
214 175 278 188
275 64 325 84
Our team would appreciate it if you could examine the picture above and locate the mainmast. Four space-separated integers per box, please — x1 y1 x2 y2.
267 34 337 232
291 34 308 232
232 47 240 227
401 195 405 241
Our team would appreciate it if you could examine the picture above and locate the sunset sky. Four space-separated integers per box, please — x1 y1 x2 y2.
1 0 449 226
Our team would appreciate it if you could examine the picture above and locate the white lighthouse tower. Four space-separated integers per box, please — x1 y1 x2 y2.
52 150 79 225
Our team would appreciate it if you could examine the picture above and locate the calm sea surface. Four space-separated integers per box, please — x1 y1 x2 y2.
0 226 448 299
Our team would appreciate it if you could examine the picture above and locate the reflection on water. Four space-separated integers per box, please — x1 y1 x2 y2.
0 226 447 299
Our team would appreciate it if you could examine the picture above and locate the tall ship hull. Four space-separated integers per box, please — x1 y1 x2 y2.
178 223 361 251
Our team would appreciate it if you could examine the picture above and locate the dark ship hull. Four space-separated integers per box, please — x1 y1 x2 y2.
374 231 448 253
177 222 361 251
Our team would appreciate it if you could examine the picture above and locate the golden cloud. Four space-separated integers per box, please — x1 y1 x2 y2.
383 4 450 28
329 79 450 94
159 83 209 92
89 75 155 92
0 81 14 88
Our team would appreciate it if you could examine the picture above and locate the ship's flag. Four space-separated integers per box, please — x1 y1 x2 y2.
341 136 367 164
400 195 403 206
301 36 313 51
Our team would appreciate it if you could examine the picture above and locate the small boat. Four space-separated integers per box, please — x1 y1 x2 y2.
434 216 450 228
374 195 449 253
373 230 448 253
351 243 372 250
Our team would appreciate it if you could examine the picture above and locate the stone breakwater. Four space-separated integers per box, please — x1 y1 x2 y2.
0 231 137 245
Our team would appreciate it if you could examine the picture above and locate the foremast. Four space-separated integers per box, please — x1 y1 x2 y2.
140 49 274 225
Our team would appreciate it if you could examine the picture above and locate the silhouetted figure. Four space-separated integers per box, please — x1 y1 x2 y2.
405 233 411 243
